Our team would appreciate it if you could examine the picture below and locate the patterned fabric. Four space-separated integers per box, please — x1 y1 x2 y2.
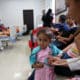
67 43 79 58
35 47 56 80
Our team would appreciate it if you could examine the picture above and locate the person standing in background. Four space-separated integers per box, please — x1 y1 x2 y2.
42 9 53 28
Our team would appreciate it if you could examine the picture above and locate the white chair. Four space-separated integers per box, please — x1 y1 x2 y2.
0 40 4 50
0 26 17 50
9 26 17 42
23 24 27 33
17 27 23 36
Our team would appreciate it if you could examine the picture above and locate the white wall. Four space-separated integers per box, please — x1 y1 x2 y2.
0 0 35 30
0 0 45 29
34 0 55 28
34 0 45 28
0 0 55 29
45 0 52 11
52 0 55 22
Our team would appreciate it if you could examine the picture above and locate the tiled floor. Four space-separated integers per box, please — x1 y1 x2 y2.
0 35 32 80
0 35 68 80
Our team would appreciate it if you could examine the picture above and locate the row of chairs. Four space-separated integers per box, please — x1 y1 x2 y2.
0 25 27 50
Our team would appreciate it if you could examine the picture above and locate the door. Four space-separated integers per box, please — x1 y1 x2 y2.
23 10 34 34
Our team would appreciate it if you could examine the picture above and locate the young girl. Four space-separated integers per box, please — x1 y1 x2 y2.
30 28 64 80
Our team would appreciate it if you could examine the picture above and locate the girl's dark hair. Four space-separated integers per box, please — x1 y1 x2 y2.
37 28 53 39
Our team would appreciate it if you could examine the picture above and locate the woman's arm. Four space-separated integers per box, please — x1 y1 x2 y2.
56 34 74 45
51 57 80 71
48 58 68 67
63 42 74 52
74 33 80 51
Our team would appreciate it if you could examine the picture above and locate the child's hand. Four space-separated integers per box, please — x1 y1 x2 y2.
32 62 44 69
47 57 61 65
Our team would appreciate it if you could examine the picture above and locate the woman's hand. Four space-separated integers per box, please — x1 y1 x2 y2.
47 56 61 65
51 59 68 66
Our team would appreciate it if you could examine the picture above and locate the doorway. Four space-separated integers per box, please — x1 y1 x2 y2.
23 10 34 34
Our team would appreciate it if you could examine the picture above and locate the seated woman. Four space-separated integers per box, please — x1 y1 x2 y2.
0 27 10 37
0 26 20 37
53 24 79 50
53 14 78 50
48 33 80 76
48 0 80 77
